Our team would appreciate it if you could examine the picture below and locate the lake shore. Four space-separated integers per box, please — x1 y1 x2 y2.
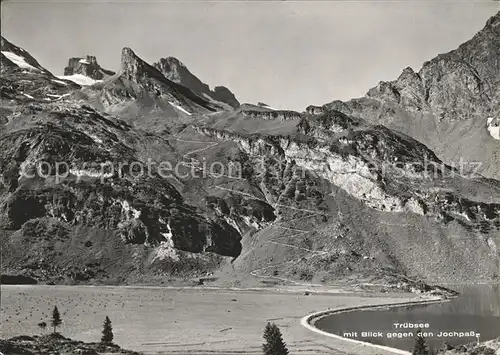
302 297 447 355
0 285 444 355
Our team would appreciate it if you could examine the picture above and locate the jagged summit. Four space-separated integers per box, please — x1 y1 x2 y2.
120 47 147 79
154 56 187 82
482 9 500 31
59 54 115 86
118 47 192 88
154 56 240 108
79 46 221 121
63 55 115 80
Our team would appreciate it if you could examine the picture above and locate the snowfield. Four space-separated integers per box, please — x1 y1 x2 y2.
1 51 39 71
487 117 500 140
56 74 101 86
46 93 72 100
169 101 192 115
51 79 68 86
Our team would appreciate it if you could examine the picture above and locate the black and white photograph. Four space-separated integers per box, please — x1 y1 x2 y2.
0 0 499 354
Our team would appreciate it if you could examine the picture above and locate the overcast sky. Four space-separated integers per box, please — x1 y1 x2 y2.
1 0 498 110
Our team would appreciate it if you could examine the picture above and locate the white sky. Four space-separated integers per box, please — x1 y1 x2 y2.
1 0 498 110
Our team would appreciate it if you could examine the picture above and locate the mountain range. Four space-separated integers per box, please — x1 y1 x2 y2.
0 11 499 292
308 12 500 180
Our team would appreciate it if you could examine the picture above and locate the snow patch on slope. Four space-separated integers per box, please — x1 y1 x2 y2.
51 79 68 86
152 224 179 261
120 200 141 219
57 74 101 86
85 132 103 144
487 117 500 140
169 101 192 115
1 51 39 71
46 93 71 100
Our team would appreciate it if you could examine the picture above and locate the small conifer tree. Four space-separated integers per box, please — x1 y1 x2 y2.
412 329 429 355
262 322 289 355
51 306 62 334
101 316 114 343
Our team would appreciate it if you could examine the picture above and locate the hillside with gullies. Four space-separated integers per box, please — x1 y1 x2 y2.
308 11 500 180
0 13 499 293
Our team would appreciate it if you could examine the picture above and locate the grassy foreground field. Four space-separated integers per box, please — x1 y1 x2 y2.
0 285 434 355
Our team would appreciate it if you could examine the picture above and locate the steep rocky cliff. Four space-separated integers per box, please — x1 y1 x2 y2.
154 57 240 108
311 11 500 180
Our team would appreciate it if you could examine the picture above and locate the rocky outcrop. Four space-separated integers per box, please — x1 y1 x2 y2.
241 109 302 121
205 195 276 233
437 337 500 355
63 55 115 80
0 334 142 355
154 57 240 108
306 105 325 115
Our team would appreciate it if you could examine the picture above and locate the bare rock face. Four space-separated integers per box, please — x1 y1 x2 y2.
120 47 150 80
241 109 302 121
154 57 240 108
63 55 115 80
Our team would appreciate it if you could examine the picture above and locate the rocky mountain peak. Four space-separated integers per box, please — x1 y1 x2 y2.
1 36 11 49
63 55 114 80
120 47 146 79
362 11 500 122
154 57 189 82
153 56 240 108
398 67 418 81
315 10 500 179
485 10 500 28
1 36 51 74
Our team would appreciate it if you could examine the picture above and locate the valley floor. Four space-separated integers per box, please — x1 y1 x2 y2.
0 285 437 355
